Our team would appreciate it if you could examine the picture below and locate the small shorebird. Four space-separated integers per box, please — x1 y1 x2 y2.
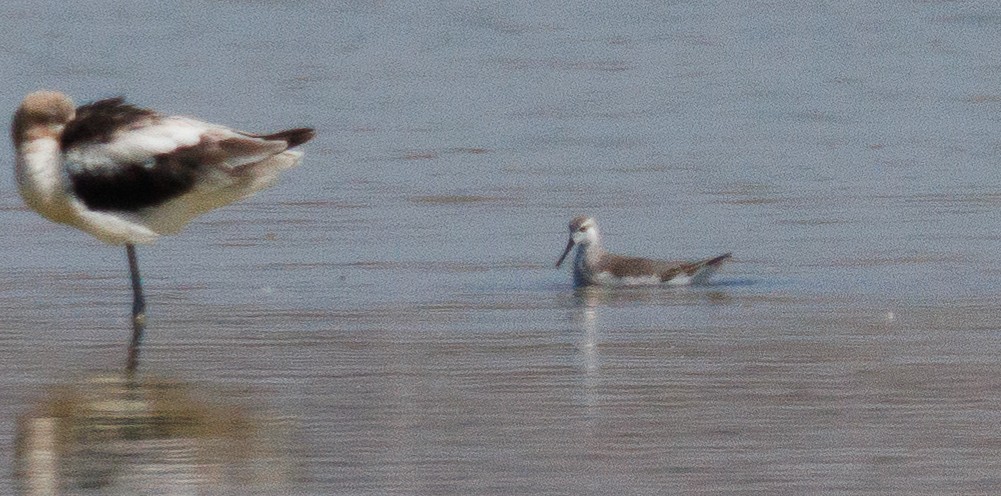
555 216 732 287
12 90 315 372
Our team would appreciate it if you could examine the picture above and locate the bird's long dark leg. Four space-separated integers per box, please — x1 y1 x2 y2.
125 244 146 374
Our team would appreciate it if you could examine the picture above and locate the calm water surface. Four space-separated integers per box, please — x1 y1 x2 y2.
1 1 1000 494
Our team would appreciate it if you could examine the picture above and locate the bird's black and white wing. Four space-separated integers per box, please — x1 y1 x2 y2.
61 97 312 213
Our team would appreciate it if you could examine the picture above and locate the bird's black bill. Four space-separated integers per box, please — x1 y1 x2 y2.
555 238 575 268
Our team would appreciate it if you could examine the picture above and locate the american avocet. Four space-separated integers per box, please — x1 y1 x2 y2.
555 216 732 288
12 90 315 372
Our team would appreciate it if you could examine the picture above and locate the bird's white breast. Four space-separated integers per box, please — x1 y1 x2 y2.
15 136 73 223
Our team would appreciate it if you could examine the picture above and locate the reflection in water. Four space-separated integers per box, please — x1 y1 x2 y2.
567 286 735 417
15 374 297 495
571 288 602 414
4 0 1001 493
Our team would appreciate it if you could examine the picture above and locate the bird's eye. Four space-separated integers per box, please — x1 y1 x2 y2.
578 226 587 232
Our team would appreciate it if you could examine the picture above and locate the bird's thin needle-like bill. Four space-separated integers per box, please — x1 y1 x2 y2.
555 238 575 268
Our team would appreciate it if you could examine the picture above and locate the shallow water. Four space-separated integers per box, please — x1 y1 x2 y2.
1 1 1000 494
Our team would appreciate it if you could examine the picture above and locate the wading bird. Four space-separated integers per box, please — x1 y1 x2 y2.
556 216 731 288
12 90 314 372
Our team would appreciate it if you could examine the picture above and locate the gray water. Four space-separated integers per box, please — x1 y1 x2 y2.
1 0 1000 493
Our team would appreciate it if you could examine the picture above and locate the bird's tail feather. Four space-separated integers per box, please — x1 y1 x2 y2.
688 253 732 284
258 128 315 148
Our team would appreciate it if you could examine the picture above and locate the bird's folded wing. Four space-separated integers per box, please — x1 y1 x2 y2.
599 255 684 278
61 100 289 211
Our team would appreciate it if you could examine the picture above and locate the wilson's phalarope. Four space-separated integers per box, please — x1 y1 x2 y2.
12 90 315 371
555 216 731 288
